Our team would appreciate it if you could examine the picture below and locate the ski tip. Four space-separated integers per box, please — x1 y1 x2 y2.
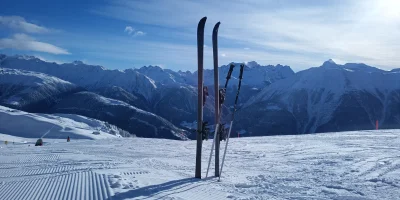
198 17 207 29
199 16 207 22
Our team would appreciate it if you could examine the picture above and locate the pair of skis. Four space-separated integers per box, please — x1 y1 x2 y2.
195 16 245 180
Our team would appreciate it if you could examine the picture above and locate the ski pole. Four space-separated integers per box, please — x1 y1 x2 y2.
219 64 244 181
205 64 235 177
206 123 218 177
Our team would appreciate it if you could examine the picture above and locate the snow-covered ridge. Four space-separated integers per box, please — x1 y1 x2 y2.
0 105 129 140
247 60 400 106
0 67 73 86
0 54 295 90
0 67 78 107
0 54 158 101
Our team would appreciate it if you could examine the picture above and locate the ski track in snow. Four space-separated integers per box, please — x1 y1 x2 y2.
0 130 399 199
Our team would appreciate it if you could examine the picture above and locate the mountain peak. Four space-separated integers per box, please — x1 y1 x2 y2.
15 54 38 61
246 61 260 68
322 59 338 68
325 59 336 64
139 65 163 71
72 61 84 65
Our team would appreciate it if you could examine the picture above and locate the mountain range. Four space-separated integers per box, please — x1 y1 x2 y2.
235 59 400 136
1 54 399 139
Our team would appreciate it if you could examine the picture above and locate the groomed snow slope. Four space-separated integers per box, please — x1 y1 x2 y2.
0 130 399 199
0 105 121 140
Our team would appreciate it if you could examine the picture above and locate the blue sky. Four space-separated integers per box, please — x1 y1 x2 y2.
1 0 399 71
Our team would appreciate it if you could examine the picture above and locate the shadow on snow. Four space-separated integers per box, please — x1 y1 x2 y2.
110 177 216 200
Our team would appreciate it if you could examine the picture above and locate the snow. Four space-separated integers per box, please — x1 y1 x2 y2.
0 67 73 87
98 95 131 107
0 105 120 140
0 67 77 107
0 130 399 199
0 133 33 144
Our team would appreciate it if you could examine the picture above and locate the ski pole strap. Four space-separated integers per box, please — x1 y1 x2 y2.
219 88 226 105
203 86 209 106
201 121 209 140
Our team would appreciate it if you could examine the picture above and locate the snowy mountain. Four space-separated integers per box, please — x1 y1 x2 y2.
171 61 294 87
0 105 129 139
0 68 81 111
93 86 150 111
126 61 294 88
50 91 188 140
236 60 400 136
209 62 293 87
0 54 294 131
0 55 158 102
0 66 188 139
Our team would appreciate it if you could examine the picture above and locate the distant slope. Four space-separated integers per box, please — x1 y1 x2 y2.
0 68 81 111
0 105 129 139
0 66 188 139
50 91 189 140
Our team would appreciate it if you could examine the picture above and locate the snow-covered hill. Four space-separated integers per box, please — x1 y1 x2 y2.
238 60 400 136
0 60 189 139
0 130 399 199
0 105 129 140
50 91 189 140
0 68 80 110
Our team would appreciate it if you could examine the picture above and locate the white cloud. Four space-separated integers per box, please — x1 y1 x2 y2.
124 26 134 34
0 16 50 33
134 31 146 36
221 53 226 57
0 33 70 55
124 26 145 36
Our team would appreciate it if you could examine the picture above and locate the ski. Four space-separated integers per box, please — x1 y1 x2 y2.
213 21 221 178
195 16 207 179
206 22 221 178
219 63 245 181
206 63 235 178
